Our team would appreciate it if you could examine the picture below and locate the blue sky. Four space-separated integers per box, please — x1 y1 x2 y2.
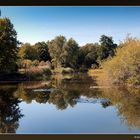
0 6 140 46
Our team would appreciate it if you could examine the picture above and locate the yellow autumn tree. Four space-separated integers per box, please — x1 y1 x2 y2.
98 37 140 86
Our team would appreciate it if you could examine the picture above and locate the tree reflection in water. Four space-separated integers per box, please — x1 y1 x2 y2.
0 73 140 132
98 86 140 129
0 86 23 133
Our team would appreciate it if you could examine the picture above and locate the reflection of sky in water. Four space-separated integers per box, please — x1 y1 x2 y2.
17 101 140 133
1 74 140 133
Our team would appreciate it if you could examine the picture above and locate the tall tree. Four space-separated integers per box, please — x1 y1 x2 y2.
48 36 66 68
61 38 79 69
34 42 51 62
98 35 117 61
18 43 38 61
0 18 19 73
79 43 99 68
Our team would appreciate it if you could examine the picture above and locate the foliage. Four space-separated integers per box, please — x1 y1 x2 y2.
34 42 51 62
21 59 32 68
97 35 117 61
39 61 47 66
18 43 38 61
78 43 99 68
43 68 52 75
78 66 88 72
48 36 66 68
0 18 19 73
25 67 52 80
61 38 79 69
98 37 140 86
32 60 39 67
17 35 118 71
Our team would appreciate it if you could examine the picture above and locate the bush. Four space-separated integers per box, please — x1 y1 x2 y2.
26 67 52 80
39 61 46 66
43 68 52 75
32 60 39 67
21 59 32 68
98 38 140 86
46 61 52 68
79 66 88 72
26 67 43 80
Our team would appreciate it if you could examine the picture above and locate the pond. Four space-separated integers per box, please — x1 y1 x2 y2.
0 73 140 133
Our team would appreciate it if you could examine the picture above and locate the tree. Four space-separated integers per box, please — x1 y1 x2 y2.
18 43 38 61
0 18 19 73
79 43 99 68
98 35 117 61
34 42 51 62
84 51 98 68
61 38 79 69
98 37 140 86
48 36 66 68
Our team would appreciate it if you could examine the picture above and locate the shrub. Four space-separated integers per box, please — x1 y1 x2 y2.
26 67 43 80
39 61 46 66
45 61 52 69
32 60 39 67
43 68 52 75
79 67 88 72
26 67 52 80
98 38 140 86
21 59 32 68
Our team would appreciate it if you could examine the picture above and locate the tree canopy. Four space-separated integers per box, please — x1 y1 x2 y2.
33 42 51 62
0 17 119 73
98 35 117 61
0 18 19 73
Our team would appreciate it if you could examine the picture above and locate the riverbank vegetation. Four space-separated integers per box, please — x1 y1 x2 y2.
0 17 140 86
97 37 140 86
17 34 117 73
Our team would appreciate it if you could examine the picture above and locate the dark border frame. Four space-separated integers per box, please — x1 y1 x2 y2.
0 0 140 140
0 134 139 140
0 0 140 6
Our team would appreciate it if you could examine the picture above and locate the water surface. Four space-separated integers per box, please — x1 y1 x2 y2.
0 74 140 133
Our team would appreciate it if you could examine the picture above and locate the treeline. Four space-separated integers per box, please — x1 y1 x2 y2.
18 35 117 71
0 17 118 74
1 17 140 86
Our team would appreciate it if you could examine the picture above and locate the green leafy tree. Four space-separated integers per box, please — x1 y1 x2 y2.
61 38 79 69
0 18 19 73
98 35 117 61
79 43 99 68
34 42 51 62
84 51 98 68
98 37 140 86
48 36 66 68
18 43 38 61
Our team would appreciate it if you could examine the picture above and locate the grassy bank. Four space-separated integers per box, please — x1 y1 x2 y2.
19 67 52 80
88 69 103 77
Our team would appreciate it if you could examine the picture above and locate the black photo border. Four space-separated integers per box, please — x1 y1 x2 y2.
0 0 140 140
0 0 140 6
